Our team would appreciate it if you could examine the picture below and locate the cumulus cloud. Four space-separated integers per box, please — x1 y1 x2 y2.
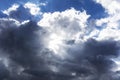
36 7 120 79
24 2 41 15
38 8 90 56
92 0 120 41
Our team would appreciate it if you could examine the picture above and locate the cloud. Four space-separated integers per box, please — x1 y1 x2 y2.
2 2 42 22
0 1 120 80
38 8 90 56
36 7 120 79
2 2 42 16
95 0 120 15
2 4 19 16
65 39 120 80
90 1 120 76
92 0 120 41
0 18 50 80
2 4 31 22
8 5 33 22
0 60 9 79
24 2 41 15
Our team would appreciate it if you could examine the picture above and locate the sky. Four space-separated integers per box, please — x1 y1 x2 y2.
0 0 120 80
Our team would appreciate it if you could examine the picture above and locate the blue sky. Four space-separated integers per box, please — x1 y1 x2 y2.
0 0 120 80
0 0 105 19
40 0 105 19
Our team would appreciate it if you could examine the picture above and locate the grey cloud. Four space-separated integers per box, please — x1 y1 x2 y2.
0 19 120 80
0 19 49 80
0 60 9 80
65 39 120 80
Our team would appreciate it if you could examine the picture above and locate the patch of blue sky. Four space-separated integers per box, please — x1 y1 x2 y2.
0 0 40 10
0 0 20 10
40 0 106 19
0 11 7 18
0 0 107 20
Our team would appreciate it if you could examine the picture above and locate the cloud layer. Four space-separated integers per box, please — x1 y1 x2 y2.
0 0 120 80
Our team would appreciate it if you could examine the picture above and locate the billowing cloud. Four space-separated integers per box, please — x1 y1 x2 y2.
92 0 120 41
38 8 90 57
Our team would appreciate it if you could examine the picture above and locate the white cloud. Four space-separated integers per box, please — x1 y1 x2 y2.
98 28 120 41
38 8 90 57
24 2 41 15
21 20 30 25
0 18 20 26
91 0 120 41
111 57 120 72
95 0 120 15
2 4 19 15
0 18 31 27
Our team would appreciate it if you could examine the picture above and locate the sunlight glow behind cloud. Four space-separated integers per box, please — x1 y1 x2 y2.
38 8 90 56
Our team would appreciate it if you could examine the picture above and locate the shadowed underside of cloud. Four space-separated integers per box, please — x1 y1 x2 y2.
0 19 119 80
0 1 120 80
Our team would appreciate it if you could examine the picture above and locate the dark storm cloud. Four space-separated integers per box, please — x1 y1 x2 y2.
65 39 120 80
83 39 119 72
0 19 77 80
0 61 9 79
0 19 51 80
0 19 46 66
22 38 120 80
0 19 120 80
